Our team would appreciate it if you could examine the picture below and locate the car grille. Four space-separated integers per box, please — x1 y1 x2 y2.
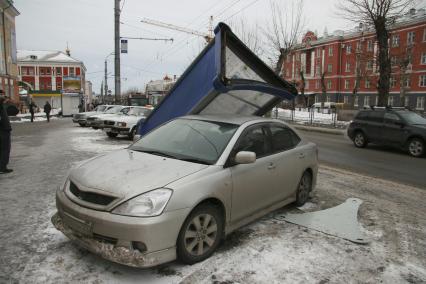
69 182 117 206
104 120 115 126
93 233 118 245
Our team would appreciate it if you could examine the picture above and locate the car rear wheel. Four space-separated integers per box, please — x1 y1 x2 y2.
78 122 86 127
106 132 117 138
353 131 367 148
296 171 312 206
177 204 223 264
128 127 136 140
407 138 425 157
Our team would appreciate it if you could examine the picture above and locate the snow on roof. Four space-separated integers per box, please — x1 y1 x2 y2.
17 50 82 64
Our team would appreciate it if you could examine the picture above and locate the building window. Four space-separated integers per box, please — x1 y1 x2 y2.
419 75 426 87
421 53 426 65
316 48 321 58
327 80 332 89
403 76 411 88
56 67 62 75
345 79 350 89
416 97 425 109
315 80 320 89
22 67 28 76
46 68 51 75
305 80 309 89
365 78 370 88
346 44 352 54
390 77 397 88
315 95 319 103
423 29 426 42
69 67 75 76
316 65 321 76
354 96 358 107
344 96 349 104
345 62 351 72
391 35 400 47
327 64 332 73
404 96 410 107
391 56 398 67
367 40 373 52
40 68 45 75
356 41 361 52
375 96 379 106
328 47 333 56
364 96 370 107
366 60 373 70
407 31 415 45
407 53 412 65
57 82 62 90
388 96 394 106
326 95 330 102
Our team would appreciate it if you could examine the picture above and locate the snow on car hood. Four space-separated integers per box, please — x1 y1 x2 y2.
69 149 208 198
106 114 146 124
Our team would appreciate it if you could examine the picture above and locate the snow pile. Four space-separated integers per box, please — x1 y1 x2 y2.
277 108 349 126
70 127 130 153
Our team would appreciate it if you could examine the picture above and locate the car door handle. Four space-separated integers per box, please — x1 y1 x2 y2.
298 153 305 159
267 163 276 170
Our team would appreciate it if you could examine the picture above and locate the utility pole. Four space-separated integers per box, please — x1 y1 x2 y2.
100 81 104 104
114 0 121 104
104 59 108 100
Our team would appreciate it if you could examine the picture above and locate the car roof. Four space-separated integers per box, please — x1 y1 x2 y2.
181 114 278 126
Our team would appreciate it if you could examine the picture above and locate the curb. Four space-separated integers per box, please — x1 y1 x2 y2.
292 124 346 136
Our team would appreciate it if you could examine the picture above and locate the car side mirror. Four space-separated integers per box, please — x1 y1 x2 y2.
234 151 256 164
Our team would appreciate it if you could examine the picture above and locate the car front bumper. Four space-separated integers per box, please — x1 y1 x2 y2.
103 126 130 135
52 189 191 267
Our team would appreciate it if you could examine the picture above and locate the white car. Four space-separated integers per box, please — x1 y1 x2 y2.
72 105 115 126
86 106 129 129
103 106 152 139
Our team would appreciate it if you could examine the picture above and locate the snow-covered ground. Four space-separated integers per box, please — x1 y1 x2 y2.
11 109 61 123
1 120 425 283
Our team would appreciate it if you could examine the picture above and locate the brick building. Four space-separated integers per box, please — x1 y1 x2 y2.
0 0 19 100
17 49 86 114
283 8 426 112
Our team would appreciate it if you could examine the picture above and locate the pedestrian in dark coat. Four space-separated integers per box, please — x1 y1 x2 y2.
44 101 52 122
0 95 13 174
29 100 37 122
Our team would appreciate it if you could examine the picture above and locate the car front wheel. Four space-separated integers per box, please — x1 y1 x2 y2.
106 132 117 138
296 171 312 206
353 131 367 148
177 204 223 264
407 138 425 157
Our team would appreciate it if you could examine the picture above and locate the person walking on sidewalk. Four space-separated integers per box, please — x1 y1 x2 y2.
44 101 52 122
0 95 13 174
29 100 37 123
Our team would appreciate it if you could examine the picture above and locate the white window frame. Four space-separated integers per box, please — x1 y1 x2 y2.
407 31 415 45
367 40 373 52
403 76 411 88
421 53 426 65
375 96 379 106
345 62 351 72
404 96 410 107
420 75 426 87
345 79 350 89
326 95 330 102
364 96 370 107
315 80 320 89
365 78 370 88
346 44 352 54
354 96 359 107
391 35 400 47
423 29 426 42
388 96 394 106
366 60 373 70
328 47 333 56
327 64 332 73
327 80 332 89
416 97 425 110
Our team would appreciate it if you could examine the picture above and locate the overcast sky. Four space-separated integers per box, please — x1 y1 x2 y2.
14 0 423 94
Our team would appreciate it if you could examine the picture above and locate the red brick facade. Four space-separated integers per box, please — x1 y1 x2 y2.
283 10 426 111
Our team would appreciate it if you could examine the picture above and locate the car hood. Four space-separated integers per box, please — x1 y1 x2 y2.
69 149 208 198
90 113 123 119
107 115 146 124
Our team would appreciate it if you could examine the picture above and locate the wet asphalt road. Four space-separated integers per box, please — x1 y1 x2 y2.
298 129 426 189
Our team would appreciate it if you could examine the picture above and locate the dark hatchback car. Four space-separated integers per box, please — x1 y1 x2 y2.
347 107 426 157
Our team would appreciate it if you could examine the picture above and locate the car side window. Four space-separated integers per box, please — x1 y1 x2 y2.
234 125 270 158
384 112 401 124
269 124 300 153
366 111 384 123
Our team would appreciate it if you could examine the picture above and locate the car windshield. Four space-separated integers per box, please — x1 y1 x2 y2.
127 107 152 116
398 112 426 125
95 105 106 112
105 106 122 114
130 118 239 164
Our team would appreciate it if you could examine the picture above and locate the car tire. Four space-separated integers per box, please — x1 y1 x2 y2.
106 132 118 138
78 122 86 127
128 127 136 140
353 131 367 148
177 204 224 264
407 138 425 157
92 127 99 130
295 171 312 206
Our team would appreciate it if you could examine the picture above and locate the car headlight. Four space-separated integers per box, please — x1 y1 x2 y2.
116 122 127 127
112 188 172 217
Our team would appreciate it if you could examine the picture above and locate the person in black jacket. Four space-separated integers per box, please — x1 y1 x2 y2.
29 99 37 122
0 95 13 174
44 101 52 122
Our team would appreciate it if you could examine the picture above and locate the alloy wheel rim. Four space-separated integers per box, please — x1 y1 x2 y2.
298 174 311 202
184 213 218 256
409 141 423 156
355 134 364 146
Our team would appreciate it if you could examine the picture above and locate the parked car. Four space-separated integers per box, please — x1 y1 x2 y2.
103 106 152 139
86 105 129 129
72 105 114 126
51 115 318 267
347 107 426 157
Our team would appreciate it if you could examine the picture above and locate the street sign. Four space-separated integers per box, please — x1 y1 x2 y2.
121 39 128 53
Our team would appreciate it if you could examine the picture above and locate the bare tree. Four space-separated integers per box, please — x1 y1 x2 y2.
337 0 414 106
229 18 263 57
265 0 305 75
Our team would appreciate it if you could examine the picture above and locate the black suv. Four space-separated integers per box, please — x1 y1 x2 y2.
347 107 426 157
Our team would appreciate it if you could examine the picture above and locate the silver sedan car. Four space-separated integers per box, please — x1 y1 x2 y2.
52 115 318 267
